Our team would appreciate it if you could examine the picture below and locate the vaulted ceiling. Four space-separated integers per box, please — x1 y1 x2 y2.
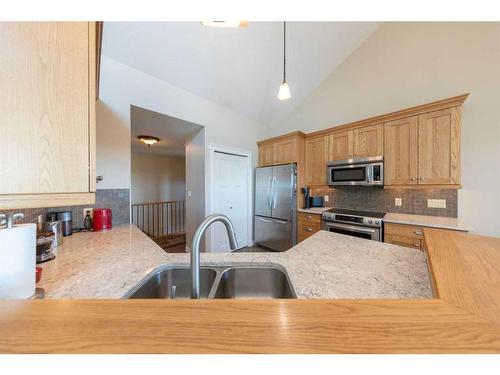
103 22 381 127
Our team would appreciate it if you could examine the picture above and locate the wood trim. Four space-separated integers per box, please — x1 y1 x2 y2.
88 22 97 192
383 184 462 190
95 21 103 100
257 131 305 146
306 94 469 138
0 193 95 210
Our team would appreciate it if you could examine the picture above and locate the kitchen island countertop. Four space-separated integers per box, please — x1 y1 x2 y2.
37 224 432 299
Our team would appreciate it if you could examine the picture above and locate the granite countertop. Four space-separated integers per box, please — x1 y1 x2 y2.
384 213 470 232
38 224 432 299
297 207 331 214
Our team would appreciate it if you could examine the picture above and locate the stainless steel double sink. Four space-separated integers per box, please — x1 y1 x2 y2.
124 264 296 299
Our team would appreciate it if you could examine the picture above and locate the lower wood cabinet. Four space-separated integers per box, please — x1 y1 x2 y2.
384 223 424 251
297 212 322 243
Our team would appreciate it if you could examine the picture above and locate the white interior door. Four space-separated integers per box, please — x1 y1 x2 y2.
211 151 248 251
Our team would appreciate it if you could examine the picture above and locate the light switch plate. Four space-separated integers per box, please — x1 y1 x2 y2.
324 195 329 202
428 199 446 208
395 198 402 206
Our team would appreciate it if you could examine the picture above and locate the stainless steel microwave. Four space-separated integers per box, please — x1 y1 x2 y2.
327 156 384 186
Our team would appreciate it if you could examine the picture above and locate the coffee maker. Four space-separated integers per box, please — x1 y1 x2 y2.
301 187 324 209
301 187 311 209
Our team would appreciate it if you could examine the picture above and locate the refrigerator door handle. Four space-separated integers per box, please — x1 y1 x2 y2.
256 216 288 225
272 176 277 209
267 176 273 209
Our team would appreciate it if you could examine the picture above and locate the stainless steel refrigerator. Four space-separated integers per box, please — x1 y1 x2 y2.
254 163 297 251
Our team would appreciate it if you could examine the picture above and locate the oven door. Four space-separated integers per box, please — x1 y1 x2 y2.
323 221 381 241
328 164 369 186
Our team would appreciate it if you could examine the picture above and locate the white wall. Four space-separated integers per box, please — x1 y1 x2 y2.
268 22 500 237
185 129 206 249
97 56 265 243
131 152 185 204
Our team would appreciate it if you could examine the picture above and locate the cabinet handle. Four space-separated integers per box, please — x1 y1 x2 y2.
419 177 425 181
413 243 420 248
306 215 312 219
414 231 422 235
410 177 416 181
305 227 313 232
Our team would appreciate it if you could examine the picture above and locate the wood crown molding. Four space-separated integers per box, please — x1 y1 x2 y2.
257 131 306 145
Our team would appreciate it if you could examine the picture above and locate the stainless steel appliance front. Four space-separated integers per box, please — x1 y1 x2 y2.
322 208 385 242
327 156 384 186
254 163 297 251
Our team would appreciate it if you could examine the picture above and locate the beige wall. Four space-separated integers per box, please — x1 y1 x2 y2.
267 22 500 237
131 152 185 204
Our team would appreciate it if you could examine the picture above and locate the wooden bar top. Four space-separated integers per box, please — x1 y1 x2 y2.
1 229 499 353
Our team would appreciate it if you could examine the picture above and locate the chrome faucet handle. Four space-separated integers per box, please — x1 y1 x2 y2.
0 213 24 228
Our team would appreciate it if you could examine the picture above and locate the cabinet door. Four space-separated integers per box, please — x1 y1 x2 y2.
353 124 384 158
418 107 461 185
259 143 275 166
328 130 353 161
0 22 90 194
305 135 329 185
384 117 418 185
274 138 297 164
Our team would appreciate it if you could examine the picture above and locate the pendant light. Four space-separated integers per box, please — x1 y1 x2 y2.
278 21 291 101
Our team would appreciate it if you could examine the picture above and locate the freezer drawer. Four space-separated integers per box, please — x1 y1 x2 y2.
254 216 294 252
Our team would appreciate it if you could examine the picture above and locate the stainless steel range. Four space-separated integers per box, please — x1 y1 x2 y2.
322 208 385 242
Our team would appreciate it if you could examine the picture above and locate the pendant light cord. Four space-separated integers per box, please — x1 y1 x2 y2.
283 21 286 83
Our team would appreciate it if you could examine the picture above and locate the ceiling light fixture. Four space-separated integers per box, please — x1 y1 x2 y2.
138 135 160 148
277 21 291 101
201 21 248 28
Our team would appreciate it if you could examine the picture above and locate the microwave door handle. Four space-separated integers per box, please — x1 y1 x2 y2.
366 165 372 184
325 222 376 235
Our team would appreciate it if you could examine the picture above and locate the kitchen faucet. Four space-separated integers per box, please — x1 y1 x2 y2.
191 214 238 298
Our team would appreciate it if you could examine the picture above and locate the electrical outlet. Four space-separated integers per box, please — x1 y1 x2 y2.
395 198 402 206
83 207 93 219
427 199 446 208
324 195 329 202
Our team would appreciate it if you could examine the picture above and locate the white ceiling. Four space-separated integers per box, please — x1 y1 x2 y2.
131 105 203 156
103 22 382 126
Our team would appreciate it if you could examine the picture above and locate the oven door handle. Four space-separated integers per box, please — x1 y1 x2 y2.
324 221 377 234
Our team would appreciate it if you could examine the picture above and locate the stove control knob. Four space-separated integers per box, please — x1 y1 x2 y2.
368 219 373 224
375 220 380 225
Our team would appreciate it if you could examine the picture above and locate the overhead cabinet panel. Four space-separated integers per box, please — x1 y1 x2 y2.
353 124 384 158
384 117 418 185
0 22 90 195
417 107 461 185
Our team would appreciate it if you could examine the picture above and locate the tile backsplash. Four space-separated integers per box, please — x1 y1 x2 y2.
1 189 130 227
311 187 457 217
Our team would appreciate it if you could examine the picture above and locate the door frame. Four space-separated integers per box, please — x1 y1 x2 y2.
207 144 253 251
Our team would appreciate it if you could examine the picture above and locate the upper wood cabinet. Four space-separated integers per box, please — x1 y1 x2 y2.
305 135 329 185
384 117 418 185
384 107 461 186
328 130 353 161
257 132 305 167
258 143 275 166
0 22 96 209
417 108 461 185
353 124 384 158
258 94 467 190
328 124 384 162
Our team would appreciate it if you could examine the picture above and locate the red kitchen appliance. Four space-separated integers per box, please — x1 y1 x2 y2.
92 208 112 231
